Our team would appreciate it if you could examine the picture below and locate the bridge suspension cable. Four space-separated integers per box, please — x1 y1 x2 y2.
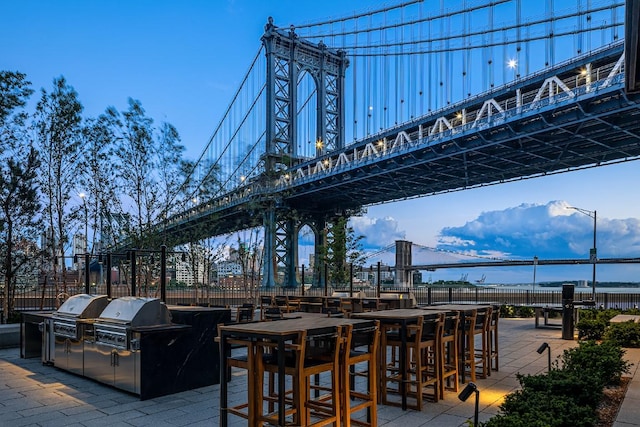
291 0 425 30
412 243 512 262
172 46 267 210
361 243 396 262
300 0 512 39
335 5 624 53
345 22 623 56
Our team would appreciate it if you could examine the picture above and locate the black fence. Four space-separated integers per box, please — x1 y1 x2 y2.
5 284 640 314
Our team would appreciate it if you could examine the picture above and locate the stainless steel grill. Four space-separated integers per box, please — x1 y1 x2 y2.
93 297 172 350
52 294 109 340
84 297 174 396
51 294 109 374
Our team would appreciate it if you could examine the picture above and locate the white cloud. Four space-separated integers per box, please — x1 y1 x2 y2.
350 215 406 248
422 200 640 281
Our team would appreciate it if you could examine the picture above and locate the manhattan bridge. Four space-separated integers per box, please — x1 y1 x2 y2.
155 0 640 288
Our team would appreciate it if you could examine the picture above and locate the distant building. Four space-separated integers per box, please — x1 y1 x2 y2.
72 234 87 270
216 261 243 277
175 256 207 287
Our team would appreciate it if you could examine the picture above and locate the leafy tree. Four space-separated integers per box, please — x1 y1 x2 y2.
235 228 264 303
107 99 158 251
324 216 365 287
34 76 84 297
105 99 196 295
0 71 40 323
78 115 121 252
156 122 188 228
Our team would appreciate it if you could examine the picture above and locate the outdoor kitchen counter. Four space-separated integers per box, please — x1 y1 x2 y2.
168 306 231 390
20 311 54 360
128 323 191 332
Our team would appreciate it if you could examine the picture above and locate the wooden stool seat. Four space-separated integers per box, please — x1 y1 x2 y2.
256 327 343 426
342 321 380 427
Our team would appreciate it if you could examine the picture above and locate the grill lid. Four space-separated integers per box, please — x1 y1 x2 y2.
97 297 171 327
55 294 109 319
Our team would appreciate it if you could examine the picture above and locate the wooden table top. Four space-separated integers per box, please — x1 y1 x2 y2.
352 308 447 320
421 304 492 312
219 316 374 337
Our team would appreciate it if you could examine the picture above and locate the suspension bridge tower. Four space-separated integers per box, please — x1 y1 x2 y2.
261 18 350 287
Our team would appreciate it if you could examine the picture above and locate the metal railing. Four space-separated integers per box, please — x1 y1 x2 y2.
4 285 640 315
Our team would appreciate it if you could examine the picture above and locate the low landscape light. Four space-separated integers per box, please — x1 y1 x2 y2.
536 342 552 371
458 382 479 427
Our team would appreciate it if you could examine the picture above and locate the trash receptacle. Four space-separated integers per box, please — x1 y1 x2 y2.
562 284 575 340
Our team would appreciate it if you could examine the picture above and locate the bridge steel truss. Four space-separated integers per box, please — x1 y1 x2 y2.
275 41 640 213
161 41 640 288
261 20 350 287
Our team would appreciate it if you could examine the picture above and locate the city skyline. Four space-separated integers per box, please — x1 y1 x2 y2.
2 0 640 284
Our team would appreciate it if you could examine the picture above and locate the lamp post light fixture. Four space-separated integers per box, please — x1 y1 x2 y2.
458 382 480 427
536 342 552 372
567 206 597 300
376 261 381 298
532 255 538 303
78 192 89 284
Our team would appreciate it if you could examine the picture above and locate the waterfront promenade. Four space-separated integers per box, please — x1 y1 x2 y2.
1 318 639 426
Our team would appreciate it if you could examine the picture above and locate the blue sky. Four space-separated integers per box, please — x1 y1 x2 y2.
3 0 640 284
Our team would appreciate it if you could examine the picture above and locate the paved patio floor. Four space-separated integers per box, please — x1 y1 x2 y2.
1 318 639 426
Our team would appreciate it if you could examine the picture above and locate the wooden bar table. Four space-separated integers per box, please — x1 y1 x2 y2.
218 316 374 426
351 308 447 410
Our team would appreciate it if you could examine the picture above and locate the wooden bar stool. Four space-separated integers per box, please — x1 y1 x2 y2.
342 321 380 427
216 325 257 424
461 309 478 383
274 295 296 313
260 295 274 320
439 311 460 399
255 331 306 426
377 319 405 406
488 305 500 373
256 327 343 426
463 307 492 382
236 304 255 323
381 313 442 410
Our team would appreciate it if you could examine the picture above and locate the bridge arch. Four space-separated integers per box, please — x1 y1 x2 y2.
261 19 350 287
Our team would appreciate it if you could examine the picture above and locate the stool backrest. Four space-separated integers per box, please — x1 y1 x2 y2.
421 312 444 341
264 306 283 320
236 306 255 323
474 307 492 332
442 311 460 338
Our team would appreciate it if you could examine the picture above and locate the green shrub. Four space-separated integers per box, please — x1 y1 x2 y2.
561 340 631 386
482 412 561 427
578 308 623 322
576 318 608 340
482 339 631 427
497 305 536 318
499 304 515 318
489 388 597 427
516 306 534 318
604 321 640 348
597 308 624 322
517 370 603 408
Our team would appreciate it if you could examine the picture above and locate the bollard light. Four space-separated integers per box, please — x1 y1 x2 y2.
458 382 479 427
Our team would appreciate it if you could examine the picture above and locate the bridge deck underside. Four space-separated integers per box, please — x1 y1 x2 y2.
285 85 640 213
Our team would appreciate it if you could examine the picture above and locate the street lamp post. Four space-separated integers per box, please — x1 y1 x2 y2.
79 192 89 286
532 256 538 303
567 206 597 300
